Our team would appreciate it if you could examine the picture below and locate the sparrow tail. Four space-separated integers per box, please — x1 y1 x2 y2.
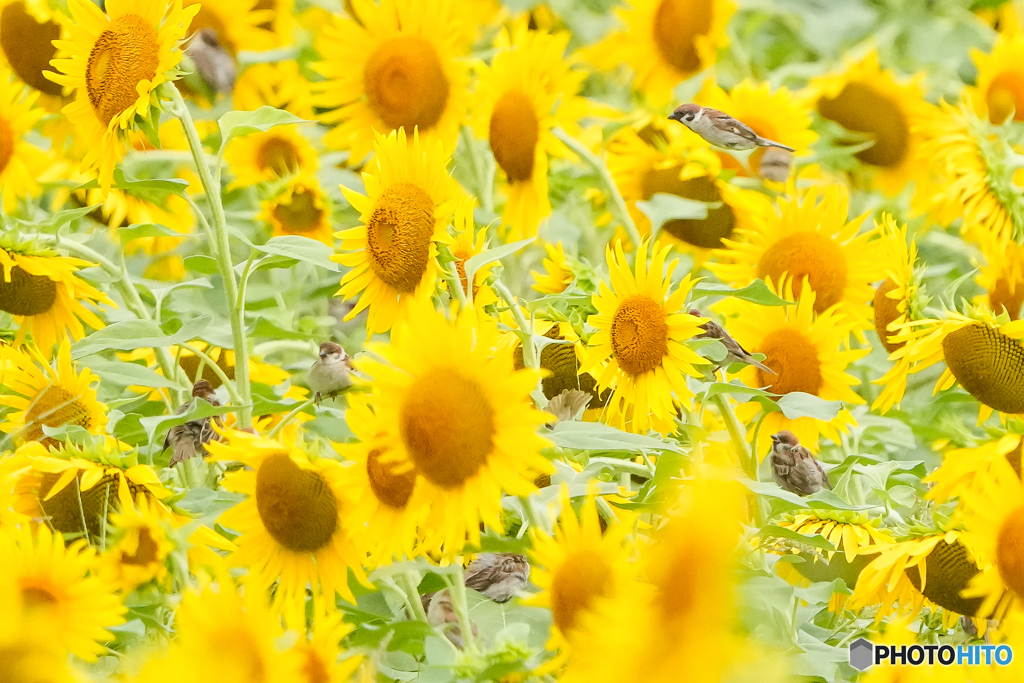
759 138 795 152
749 358 778 375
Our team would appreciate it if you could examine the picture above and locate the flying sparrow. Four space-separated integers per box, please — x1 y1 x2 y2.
690 309 776 376
669 104 795 152
164 380 222 467
464 553 531 603
307 341 354 405
545 389 592 424
768 431 831 496
758 147 793 183
186 28 236 96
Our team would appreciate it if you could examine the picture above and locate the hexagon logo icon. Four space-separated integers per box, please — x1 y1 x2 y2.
849 637 874 672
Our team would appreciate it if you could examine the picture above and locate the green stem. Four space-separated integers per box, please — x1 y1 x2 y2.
444 571 478 655
268 398 316 439
179 343 242 404
169 85 252 427
711 393 753 477
438 245 469 309
399 572 429 623
494 281 537 369
552 127 642 247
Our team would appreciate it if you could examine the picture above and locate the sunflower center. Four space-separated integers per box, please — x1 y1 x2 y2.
0 2 62 95
611 295 669 376
904 540 984 617
366 447 415 509
273 187 323 234
0 116 12 176
549 549 613 635
366 182 434 293
188 7 235 54
656 541 701 628
489 89 539 183
989 277 1024 320
757 328 823 395
36 471 118 541
640 168 735 248
363 36 450 132
651 0 712 74
85 14 160 126
816 81 909 168
179 352 234 388
121 527 160 566
757 232 847 313
20 584 58 609
256 136 301 178
0 265 58 316
873 278 904 353
399 368 495 488
513 328 604 404
986 71 1024 124
209 628 268 683
22 385 93 445
300 647 331 683
942 323 1024 413
996 505 1024 600
255 453 339 553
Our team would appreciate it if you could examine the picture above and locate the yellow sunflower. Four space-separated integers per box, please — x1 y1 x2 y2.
233 61 315 119
0 524 125 661
312 0 471 161
607 119 770 255
581 239 708 435
0 70 46 210
289 611 362 683
809 49 931 195
694 79 817 177
211 429 368 625
0 341 108 448
0 0 64 101
0 604 75 683
976 2 1022 34
100 494 175 591
356 302 552 555
47 0 199 189
0 241 112 356
471 23 588 239
528 490 637 658
585 0 736 107
183 0 274 58
925 433 1024 506
710 185 885 331
258 174 334 245
975 231 1024 320
333 128 458 336
970 31 1024 124
531 242 575 294
712 281 867 455
223 125 318 189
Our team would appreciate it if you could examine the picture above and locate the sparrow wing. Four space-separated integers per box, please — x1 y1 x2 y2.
705 108 760 144
168 424 198 466
814 458 832 490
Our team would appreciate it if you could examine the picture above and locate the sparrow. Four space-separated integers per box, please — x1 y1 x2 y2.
464 553 530 603
163 380 222 467
423 590 478 649
758 147 793 183
669 104 795 152
769 431 831 496
545 389 592 424
690 309 776 375
186 28 236 96
307 341 354 405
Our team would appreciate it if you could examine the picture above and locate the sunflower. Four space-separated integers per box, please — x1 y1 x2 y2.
917 98 1024 245
355 302 552 554
47 0 199 189
444 199 500 311
528 490 637 658
710 185 885 331
584 0 736 107
312 0 471 162
607 119 770 255
532 242 576 294
0 70 46 210
926 433 1024 506
0 524 125 660
974 231 1024 321
508 319 608 413
694 79 817 176
0 240 113 356
211 429 368 625
233 61 315 119
99 494 175 592
289 610 362 683
0 341 108 448
258 174 333 245
970 31 1024 124
333 128 458 336
712 280 867 455
0 611 75 683
223 125 318 189
581 239 709 434
809 49 931 195
0 0 63 100
183 0 274 59
471 24 588 239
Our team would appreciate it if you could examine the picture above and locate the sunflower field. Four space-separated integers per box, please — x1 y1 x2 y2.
6 0 1024 680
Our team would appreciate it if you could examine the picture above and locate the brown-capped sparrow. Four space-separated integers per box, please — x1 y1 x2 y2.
690 309 776 376
164 380 222 467
186 28 236 96
769 430 831 496
464 553 531 603
308 341 354 405
669 104 795 152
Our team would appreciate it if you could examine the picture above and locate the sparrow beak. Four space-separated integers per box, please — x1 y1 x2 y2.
770 435 780 446
668 112 681 122
319 351 327 360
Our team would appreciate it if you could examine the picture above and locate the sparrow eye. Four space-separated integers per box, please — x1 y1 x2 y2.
683 113 694 122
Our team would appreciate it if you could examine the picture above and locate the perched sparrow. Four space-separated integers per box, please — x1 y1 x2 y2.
164 380 222 467
464 553 530 603
186 28 236 96
545 389 592 424
690 309 776 376
758 147 793 182
669 104 795 152
307 341 354 405
769 431 831 496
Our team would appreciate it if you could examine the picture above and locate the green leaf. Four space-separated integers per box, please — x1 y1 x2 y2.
776 392 842 421
463 237 534 289
218 106 308 146
184 255 220 275
116 223 183 245
635 192 711 234
85 359 183 390
547 421 682 452
760 524 835 552
18 204 99 232
250 235 339 271
691 279 792 306
139 397 238 447
72 316 211 359
75 169 189 204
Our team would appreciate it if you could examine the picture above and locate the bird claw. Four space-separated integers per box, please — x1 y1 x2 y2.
314 392 322 406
